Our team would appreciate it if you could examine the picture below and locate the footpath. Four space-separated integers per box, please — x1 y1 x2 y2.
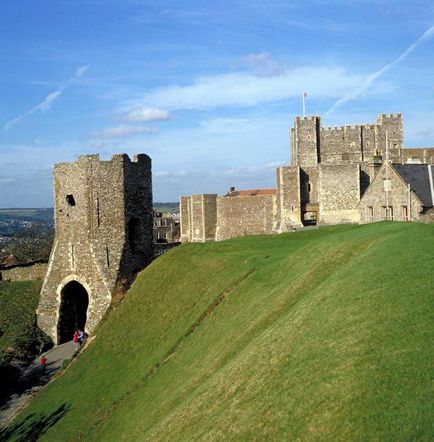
0 341 75 429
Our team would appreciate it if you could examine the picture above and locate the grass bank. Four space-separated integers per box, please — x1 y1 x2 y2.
6 222 434 440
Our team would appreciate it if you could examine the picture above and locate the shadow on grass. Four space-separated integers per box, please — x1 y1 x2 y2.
0 403 70 442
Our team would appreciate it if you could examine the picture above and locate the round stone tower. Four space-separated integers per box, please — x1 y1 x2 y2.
37 153 153 344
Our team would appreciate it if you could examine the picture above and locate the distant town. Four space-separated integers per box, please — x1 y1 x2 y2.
0 204 180 266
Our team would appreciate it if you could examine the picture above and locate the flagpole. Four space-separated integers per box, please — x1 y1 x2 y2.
302 92 306 117
385 130 389 219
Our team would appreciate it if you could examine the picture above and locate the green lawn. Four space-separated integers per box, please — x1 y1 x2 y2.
4 222 434 441
0 280 45 354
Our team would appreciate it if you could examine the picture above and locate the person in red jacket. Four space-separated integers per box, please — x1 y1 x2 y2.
39 355 47 374
73 330 80 351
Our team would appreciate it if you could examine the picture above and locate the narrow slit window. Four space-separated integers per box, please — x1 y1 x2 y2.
105 244 110 267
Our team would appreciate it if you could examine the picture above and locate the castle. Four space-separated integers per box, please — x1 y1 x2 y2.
37 154 153 344
35 113 433 344
180 113 434 242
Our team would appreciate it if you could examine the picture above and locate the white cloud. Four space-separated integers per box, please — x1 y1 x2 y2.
199 117 252 133
0 177 15 185
88 140 106 148
91 124 158 139
127 66 365 110
327 25 434 114
122 106 170 122
3 65 89 133
243 52 286 77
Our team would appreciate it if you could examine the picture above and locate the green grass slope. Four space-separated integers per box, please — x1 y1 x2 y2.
6 222 434 441
0 280 46 355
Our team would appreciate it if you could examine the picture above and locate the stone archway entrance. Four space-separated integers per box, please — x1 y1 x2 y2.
57 281 89 344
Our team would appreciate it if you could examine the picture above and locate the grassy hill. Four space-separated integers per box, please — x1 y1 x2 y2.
4 222 434 441
0 280 51 401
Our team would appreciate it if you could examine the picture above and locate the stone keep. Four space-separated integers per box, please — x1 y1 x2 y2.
37 154 153 344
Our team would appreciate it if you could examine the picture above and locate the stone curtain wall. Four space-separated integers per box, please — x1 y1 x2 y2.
401 148 434 165
179 195 217 242
0 262 48 282
358 163 423 223
216 195 276 241
179 196 191 242
37 154 153 343
319 164 361 224
275 167 303 231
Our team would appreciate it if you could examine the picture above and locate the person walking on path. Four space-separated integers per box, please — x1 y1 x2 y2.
39 355 47 374
73 330 80 351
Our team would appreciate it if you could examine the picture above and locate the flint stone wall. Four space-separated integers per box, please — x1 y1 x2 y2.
37 154 153 343
0 262 48 282
275 167 302 231
319 164 361 224
216 194 276 241
358 163 423 223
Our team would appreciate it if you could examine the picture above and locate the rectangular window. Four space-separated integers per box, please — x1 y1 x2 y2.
367 206 374 223
382 206 393 220
401 205 408 222
383 179 391 192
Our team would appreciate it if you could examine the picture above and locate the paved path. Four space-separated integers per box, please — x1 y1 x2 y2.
0 341 76 428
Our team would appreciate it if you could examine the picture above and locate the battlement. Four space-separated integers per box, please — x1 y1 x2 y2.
378 112 402 119
58 153 151 169
323 126 344 131
294 116 320 122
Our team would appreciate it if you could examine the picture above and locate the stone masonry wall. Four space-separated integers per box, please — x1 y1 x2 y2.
292 116 320 167
401 148 434 164
292 113 404 168
216 194 276 241
275 166 302 231
37 154 153 343
319 164 360 224
0 262 48 282
358 163 423 223
180 194 217 242
179 196 191 242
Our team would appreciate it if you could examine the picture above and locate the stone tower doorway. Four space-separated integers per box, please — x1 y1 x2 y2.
57 281 89 344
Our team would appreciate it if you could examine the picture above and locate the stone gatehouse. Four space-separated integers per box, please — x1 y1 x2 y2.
181 113 434 242
37 154 153 344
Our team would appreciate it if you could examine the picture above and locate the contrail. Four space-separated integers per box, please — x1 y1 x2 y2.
326 26 434 115
3 65 89 133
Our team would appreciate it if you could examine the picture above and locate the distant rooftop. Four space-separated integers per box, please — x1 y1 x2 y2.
394 164 434 207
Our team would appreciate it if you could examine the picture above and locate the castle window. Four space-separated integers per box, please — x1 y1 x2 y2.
367 206 374 223
96 198 100 227
382 206 393 221
66 194 76 206
308 182 312 193
105 244 110 267
401 206 408 222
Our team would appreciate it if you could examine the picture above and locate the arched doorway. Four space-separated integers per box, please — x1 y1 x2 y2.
57 281 89 344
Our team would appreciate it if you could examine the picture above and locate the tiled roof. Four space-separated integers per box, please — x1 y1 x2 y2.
394 164 434 207
225 188 276 197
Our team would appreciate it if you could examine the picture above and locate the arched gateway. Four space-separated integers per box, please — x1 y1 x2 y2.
57 281 89 344
37 154 154 344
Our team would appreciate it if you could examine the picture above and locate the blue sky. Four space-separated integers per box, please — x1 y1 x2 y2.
0 0 433 207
